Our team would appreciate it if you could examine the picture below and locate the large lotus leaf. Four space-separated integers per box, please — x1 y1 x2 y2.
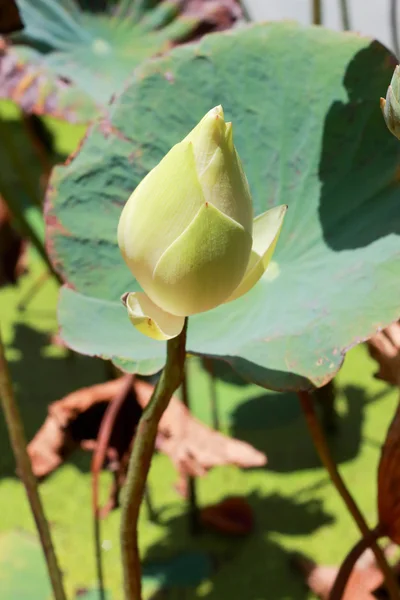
46 22 400 391
0 0 240 122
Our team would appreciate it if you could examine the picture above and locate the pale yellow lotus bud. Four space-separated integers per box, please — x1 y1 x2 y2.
118 106 287 340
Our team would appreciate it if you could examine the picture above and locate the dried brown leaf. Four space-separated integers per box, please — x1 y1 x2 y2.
134 379 267 495
27 378 137 479
28 375 266 512
292 547 400 600
367 322 400 385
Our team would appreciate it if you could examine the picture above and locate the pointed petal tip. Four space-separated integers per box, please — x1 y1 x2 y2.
225 204 287 303
208 105 224 121
225 121 233 147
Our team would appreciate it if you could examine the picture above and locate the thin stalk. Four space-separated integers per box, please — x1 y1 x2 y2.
314 379 337 434
329 526 382 600
391 0 400 60
298 391 400 600
121 319 188 600
0 328 66 600
93 511 105 600
92 376 133 600
339 0 351 31
181 365 200 534
203 358 220 431
312 0 323 25
17 271 50 312
238 0 252 22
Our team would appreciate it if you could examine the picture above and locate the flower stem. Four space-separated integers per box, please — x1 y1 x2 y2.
120 319 188 600
312 0 323 25
339 0 351 31
329 526 381 600
298 390 400 600
0 328 66 600
203 358 220 431
238 1 252 22
180 365 200 535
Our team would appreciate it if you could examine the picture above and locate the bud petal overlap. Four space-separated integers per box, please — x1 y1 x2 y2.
118 106 287 340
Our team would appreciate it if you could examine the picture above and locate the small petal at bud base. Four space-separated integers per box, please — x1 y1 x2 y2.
122 292 185 341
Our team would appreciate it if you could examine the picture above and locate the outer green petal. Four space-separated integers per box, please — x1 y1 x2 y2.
185 107 253 234
150 202 252 316
118 140 204 289
226 204 288 303
199 140 253 234
122 292 185 341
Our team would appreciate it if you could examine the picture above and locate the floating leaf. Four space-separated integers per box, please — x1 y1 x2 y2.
0 0 241 122
142 551 213 591
46 22 400 391
0 530 52 599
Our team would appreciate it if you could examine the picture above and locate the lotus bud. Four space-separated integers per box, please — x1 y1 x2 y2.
381 65 400 140
118 106 287 340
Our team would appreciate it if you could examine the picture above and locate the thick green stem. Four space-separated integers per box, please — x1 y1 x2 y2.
120 320 188 600
298 391 400 600
0 328 66 600
312 0 322 24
